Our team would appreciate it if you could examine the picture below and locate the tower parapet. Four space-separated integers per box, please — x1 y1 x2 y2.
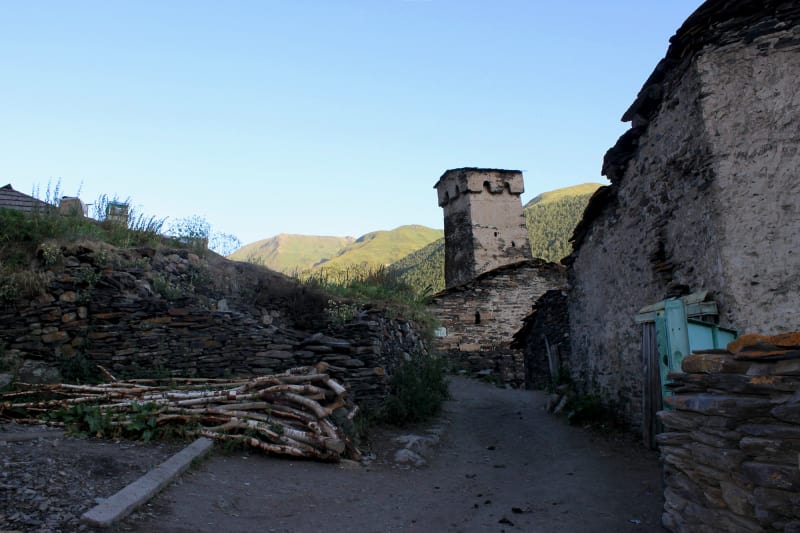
434 168 532 289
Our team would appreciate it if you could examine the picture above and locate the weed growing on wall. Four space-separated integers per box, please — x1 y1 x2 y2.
59 353 101 384
0 269 48 302
324 299 361 326
152 274 184 301
38 242 62 267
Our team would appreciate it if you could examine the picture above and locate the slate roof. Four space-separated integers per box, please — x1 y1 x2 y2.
0 184 49 213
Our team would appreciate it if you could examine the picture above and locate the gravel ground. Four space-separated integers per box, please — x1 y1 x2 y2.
2 379 664 532
120 378 664 533
0 423 185 532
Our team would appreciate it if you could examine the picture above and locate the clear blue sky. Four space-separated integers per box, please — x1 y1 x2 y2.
1 0 704 245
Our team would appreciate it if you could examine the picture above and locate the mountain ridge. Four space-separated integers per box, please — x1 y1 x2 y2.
230 183 604 283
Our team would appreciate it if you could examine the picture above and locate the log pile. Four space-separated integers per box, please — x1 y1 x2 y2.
0 362 359 462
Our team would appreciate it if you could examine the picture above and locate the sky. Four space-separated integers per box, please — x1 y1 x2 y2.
1 0 705 246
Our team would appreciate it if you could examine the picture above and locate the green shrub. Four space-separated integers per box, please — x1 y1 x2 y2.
59 353 101 384
38 242 62 267
380 353 449 426
48 401 166 441
152 274 184 300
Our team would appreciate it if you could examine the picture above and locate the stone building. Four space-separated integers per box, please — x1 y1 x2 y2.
429 168 564 386
434 168 532 289
0 184 48 213
564 1 800 430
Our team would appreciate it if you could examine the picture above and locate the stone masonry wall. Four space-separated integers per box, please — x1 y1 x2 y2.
0 245 428 409
513 289 570 390
429 260 564 387
658 344 800 532
566 2 800 431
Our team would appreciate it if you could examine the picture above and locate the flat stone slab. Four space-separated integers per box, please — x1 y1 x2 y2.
81 437 214 528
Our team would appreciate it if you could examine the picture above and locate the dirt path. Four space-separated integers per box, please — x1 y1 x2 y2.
117 377 664 533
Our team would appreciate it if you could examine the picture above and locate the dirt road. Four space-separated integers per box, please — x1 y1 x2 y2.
119 377 664 532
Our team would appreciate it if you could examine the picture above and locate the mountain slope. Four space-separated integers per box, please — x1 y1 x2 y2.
389 237 445 294
228 234 354 274
524 182 602 208
524 183 601 262
313 225 443 270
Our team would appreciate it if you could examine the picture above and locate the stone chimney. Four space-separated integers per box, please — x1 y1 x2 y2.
434 168 531 289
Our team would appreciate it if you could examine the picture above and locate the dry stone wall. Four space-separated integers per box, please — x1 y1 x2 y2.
565 2 800 431
0 245 428 409
428 260 564 387
512 289 570 390
659 347 800 532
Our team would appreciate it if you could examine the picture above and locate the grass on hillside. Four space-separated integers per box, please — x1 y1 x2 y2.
524 182 602 208
228 234 354 273
299 263 437 329
0 204 166 269
316 225 442 270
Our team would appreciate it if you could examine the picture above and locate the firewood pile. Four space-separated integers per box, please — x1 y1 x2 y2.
0 362 359 462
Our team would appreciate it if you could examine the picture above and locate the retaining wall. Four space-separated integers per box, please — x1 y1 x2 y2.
0 245 428 408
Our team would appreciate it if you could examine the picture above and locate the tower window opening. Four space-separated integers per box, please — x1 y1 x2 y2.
511 241 516 247
474 311 481 324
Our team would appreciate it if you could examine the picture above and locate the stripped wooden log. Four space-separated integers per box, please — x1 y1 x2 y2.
0 365 360 462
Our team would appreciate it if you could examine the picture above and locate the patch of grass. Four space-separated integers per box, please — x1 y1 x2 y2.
564 393 625 433
152 274 184 301
298 264 437 332
59 353 101 384
0 269 48 302
378 352 449 426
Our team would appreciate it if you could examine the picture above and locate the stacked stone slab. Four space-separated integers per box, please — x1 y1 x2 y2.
658 333 800 532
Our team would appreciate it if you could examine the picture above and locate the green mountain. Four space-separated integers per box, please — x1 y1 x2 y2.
231 225 443 275
387 237 445 294
231 183 602 290
314 225 443 271
524 182 602 208
524 182 602 262
228 234 355 274
390 182 603 293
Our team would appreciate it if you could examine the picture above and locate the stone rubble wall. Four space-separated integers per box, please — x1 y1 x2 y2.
658 349 800 532
0 246 428 409
565 3 800 431
513 289 570 390
428 260 564 387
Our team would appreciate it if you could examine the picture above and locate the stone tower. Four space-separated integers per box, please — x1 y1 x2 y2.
434 168 531 289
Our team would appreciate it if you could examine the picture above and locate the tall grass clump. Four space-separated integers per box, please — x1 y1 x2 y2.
298 264 425 307
379 353 449 426
0 182 100 268
92 194 166 248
